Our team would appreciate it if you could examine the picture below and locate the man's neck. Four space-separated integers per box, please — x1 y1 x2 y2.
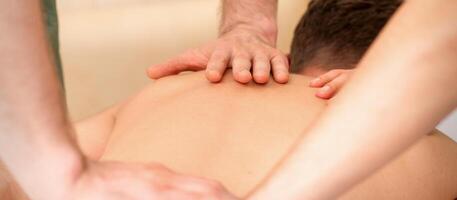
298 66 329 77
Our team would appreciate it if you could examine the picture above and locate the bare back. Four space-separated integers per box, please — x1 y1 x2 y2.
1 72 456 199
96 71 457 198
101 72 326 196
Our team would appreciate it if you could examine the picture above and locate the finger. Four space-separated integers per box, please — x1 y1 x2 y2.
309 69 344 87
161 190 199 200
252 54 271 84
205 50 231 83
169 176 224 195
141 165 174 185
171 176 238 200
147 52 207 79
271 54 289 84
315 74 349 99
231 52 253 84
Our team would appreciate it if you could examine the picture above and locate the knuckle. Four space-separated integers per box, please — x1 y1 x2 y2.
253 52 269 60
253 61 270 71
333 78 347 87
327 80 342 90
329 69 344 76
325 82 335 89
232 50 248 57
271 55 286 65
319 74 331 81
271 49 285 56
270 49 284 57
232 52 251 61
252 48 269 56
210 54 228 62
254 68 269 74
232 59 251 69
208 58 228 68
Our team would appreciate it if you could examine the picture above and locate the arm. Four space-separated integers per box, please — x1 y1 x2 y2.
0 2 83 199
219 0 278 45
0 1 237 199
0 161 29 200
249 0 457 199
147 0 289 84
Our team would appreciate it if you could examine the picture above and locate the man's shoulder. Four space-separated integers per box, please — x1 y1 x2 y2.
151 71 316 93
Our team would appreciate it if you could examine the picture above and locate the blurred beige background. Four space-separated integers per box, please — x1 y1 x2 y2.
57 0 307 121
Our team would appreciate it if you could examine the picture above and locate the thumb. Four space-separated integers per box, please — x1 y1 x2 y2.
147 51 209 79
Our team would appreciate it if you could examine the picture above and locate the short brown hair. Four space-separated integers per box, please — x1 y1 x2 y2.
290 0 402 72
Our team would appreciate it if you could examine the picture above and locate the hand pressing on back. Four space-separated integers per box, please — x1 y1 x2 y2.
309 69 354 99
32 160 238 200
147 27 289 84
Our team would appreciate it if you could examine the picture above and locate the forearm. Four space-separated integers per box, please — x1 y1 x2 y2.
0 1 83 199
220 0 278 44
250 0 457 199
0 161 29 200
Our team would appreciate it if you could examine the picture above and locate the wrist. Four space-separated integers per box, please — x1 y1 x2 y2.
29 145 86 200
220 21 278 46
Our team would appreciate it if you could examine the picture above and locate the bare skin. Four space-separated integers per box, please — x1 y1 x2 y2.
4 71 454 199
151 1 457 199
3 1 456 198
309 69 355 99
1 71 456 199
249 1 457 199
147 0 289 84
76 71 457 199
0 1 236 200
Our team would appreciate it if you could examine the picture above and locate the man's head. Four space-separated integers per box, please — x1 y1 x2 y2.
290 0 402 74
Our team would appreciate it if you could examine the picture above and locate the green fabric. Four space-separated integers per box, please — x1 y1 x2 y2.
42 0 64 86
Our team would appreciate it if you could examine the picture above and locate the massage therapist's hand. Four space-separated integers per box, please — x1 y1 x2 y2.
147 27 289 84
68 161 238 200
309 69 354 99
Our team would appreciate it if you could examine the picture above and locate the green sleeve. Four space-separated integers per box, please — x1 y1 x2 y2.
42 0 64 87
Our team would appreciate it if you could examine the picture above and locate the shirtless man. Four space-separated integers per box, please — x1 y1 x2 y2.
1 0 456 199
